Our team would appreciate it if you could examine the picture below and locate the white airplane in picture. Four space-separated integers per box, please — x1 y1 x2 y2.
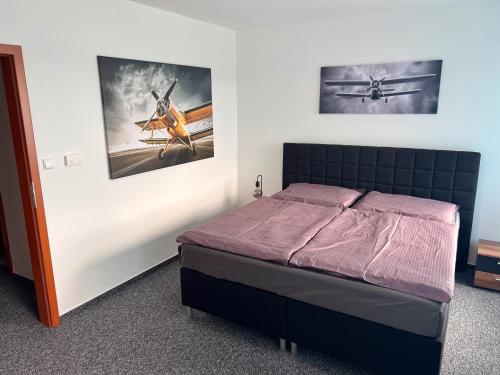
324 74 436 103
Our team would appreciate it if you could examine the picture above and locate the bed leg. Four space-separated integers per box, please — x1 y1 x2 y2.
290 342 298 355
279 338 286 351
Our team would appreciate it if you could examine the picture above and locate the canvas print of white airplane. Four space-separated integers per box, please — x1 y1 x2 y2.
319 60 442 114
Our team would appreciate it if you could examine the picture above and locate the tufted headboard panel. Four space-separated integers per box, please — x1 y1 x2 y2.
283 143 481 271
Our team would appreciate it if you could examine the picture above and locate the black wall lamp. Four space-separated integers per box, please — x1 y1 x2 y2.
253 174 263 198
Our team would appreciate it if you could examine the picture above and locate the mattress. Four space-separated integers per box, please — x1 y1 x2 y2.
180 243 448 338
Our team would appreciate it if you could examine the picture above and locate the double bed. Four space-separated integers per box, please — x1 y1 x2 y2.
177 143 481 374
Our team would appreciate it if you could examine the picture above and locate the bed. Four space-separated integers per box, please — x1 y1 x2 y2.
178 143 481 374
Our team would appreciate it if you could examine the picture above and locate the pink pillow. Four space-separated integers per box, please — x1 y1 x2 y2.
353 191 458 224
272 183 363 208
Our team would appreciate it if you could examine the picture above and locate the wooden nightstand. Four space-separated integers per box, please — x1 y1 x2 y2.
474 240 500 291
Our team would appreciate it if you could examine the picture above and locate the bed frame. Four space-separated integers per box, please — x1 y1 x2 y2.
180 143 481 374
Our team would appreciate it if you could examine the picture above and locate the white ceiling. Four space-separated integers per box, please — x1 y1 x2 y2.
131 0 481 30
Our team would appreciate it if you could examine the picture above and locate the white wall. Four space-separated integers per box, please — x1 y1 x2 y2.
0 68 33 279
237 2 500 264
0 0 238 314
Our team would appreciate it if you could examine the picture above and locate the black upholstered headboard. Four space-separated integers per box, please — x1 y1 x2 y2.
283 143 481 271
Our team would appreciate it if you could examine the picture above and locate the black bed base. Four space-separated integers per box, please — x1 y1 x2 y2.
287 298 446 374
181 267 286 339
181 268 447 375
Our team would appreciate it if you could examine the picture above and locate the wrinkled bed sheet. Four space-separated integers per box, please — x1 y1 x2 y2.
177 197 342 265
290 209 459 302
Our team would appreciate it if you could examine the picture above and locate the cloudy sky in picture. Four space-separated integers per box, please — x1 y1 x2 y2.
98 56 212 152
320 60 442 114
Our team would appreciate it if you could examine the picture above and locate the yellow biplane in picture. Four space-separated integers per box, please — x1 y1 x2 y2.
134 80 213 160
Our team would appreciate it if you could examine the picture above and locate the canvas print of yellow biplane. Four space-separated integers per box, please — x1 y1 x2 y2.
97 56 214 179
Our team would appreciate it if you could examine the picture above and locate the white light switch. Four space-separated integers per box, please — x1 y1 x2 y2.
64 153 83 167
42 158 55 170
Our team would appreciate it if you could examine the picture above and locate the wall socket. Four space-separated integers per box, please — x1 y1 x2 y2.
64 153 83 167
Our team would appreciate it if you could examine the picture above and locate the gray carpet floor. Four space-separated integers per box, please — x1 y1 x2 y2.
0 260 498 375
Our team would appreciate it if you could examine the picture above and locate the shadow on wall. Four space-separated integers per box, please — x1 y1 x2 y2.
240 142 284 205
74 231 179 299
56 173 238 314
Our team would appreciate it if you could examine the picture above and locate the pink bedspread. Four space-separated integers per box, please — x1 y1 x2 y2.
363 214 459 302
177 197 342 265
290 209 459 302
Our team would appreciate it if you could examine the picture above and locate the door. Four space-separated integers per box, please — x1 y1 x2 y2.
0 43 60 327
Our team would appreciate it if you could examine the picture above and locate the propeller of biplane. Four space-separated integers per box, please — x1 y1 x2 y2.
141 79 178 131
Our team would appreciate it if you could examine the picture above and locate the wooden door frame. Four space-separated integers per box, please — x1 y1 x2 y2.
0 44 60 327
